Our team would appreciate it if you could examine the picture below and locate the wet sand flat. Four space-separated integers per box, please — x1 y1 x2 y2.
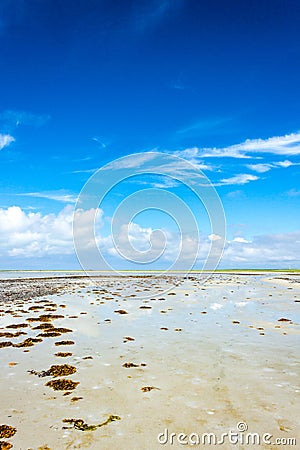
0 273 299 449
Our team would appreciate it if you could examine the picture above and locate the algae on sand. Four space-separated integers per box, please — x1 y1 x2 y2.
62 415 121 431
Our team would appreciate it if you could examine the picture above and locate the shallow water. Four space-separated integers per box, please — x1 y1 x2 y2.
0 274 299 449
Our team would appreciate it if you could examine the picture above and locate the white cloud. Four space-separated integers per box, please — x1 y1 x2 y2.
0 205 103 258
216 174 259 186
0 133 15 150
276 160 294 168
18 191 78 203
208 234 222 241
173 148 214 170
231 237 250 243
246 163 273 173
0 206 74 257
93 220 204 266
104 153 157 170
247 160 297 173
1 205 300 267
223 231 300 265
173 132 300 159
150 177 179 189
200 132 300 158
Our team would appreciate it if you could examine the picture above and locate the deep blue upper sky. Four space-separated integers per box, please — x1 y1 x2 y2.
0 0 300 268
1 0 300 154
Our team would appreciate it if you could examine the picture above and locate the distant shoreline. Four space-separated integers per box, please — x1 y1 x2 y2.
0 269 300 273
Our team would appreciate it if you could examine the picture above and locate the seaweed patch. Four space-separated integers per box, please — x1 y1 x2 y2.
29 364 76 378
0 441 13 449
45 379 79 391
0 342 13 348
14 338 42 348
0 425 17 438
141 386 160 392
54 341 75 346
6 323 29 329
122 362 139 368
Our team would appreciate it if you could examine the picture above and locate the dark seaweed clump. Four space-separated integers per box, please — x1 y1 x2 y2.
14 337 42 348
0 441 13 449
55 340 75 346
45 378 79 391
0 425 17 438
122 362 139 368
141 386 160 392
29 364 77 378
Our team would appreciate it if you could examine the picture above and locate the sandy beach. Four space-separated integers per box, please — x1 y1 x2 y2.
0 272 299 449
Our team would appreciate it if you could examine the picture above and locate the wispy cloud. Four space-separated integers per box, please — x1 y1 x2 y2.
216 174 259 186
71 168 98 174
246 163 273 173
0 133 15 150
18 191 77 203
104 152 157 170
91 136 111 149
177 117 233 135
197 132 300 158
246 160 298 173
134 0 184 31
226 190 245 199
173 148 214 170
134 175 180 189
170 80 185 90
0 110 50 131
286 188 300 197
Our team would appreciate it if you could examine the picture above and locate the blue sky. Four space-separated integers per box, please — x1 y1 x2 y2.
0 0 300 269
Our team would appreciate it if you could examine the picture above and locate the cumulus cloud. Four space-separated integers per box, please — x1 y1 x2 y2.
0 205 104 258
231 237 250 243
97 221 218 268
0 206 74 257
1 205 299 267
0 133 15 150
223 231 300 265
